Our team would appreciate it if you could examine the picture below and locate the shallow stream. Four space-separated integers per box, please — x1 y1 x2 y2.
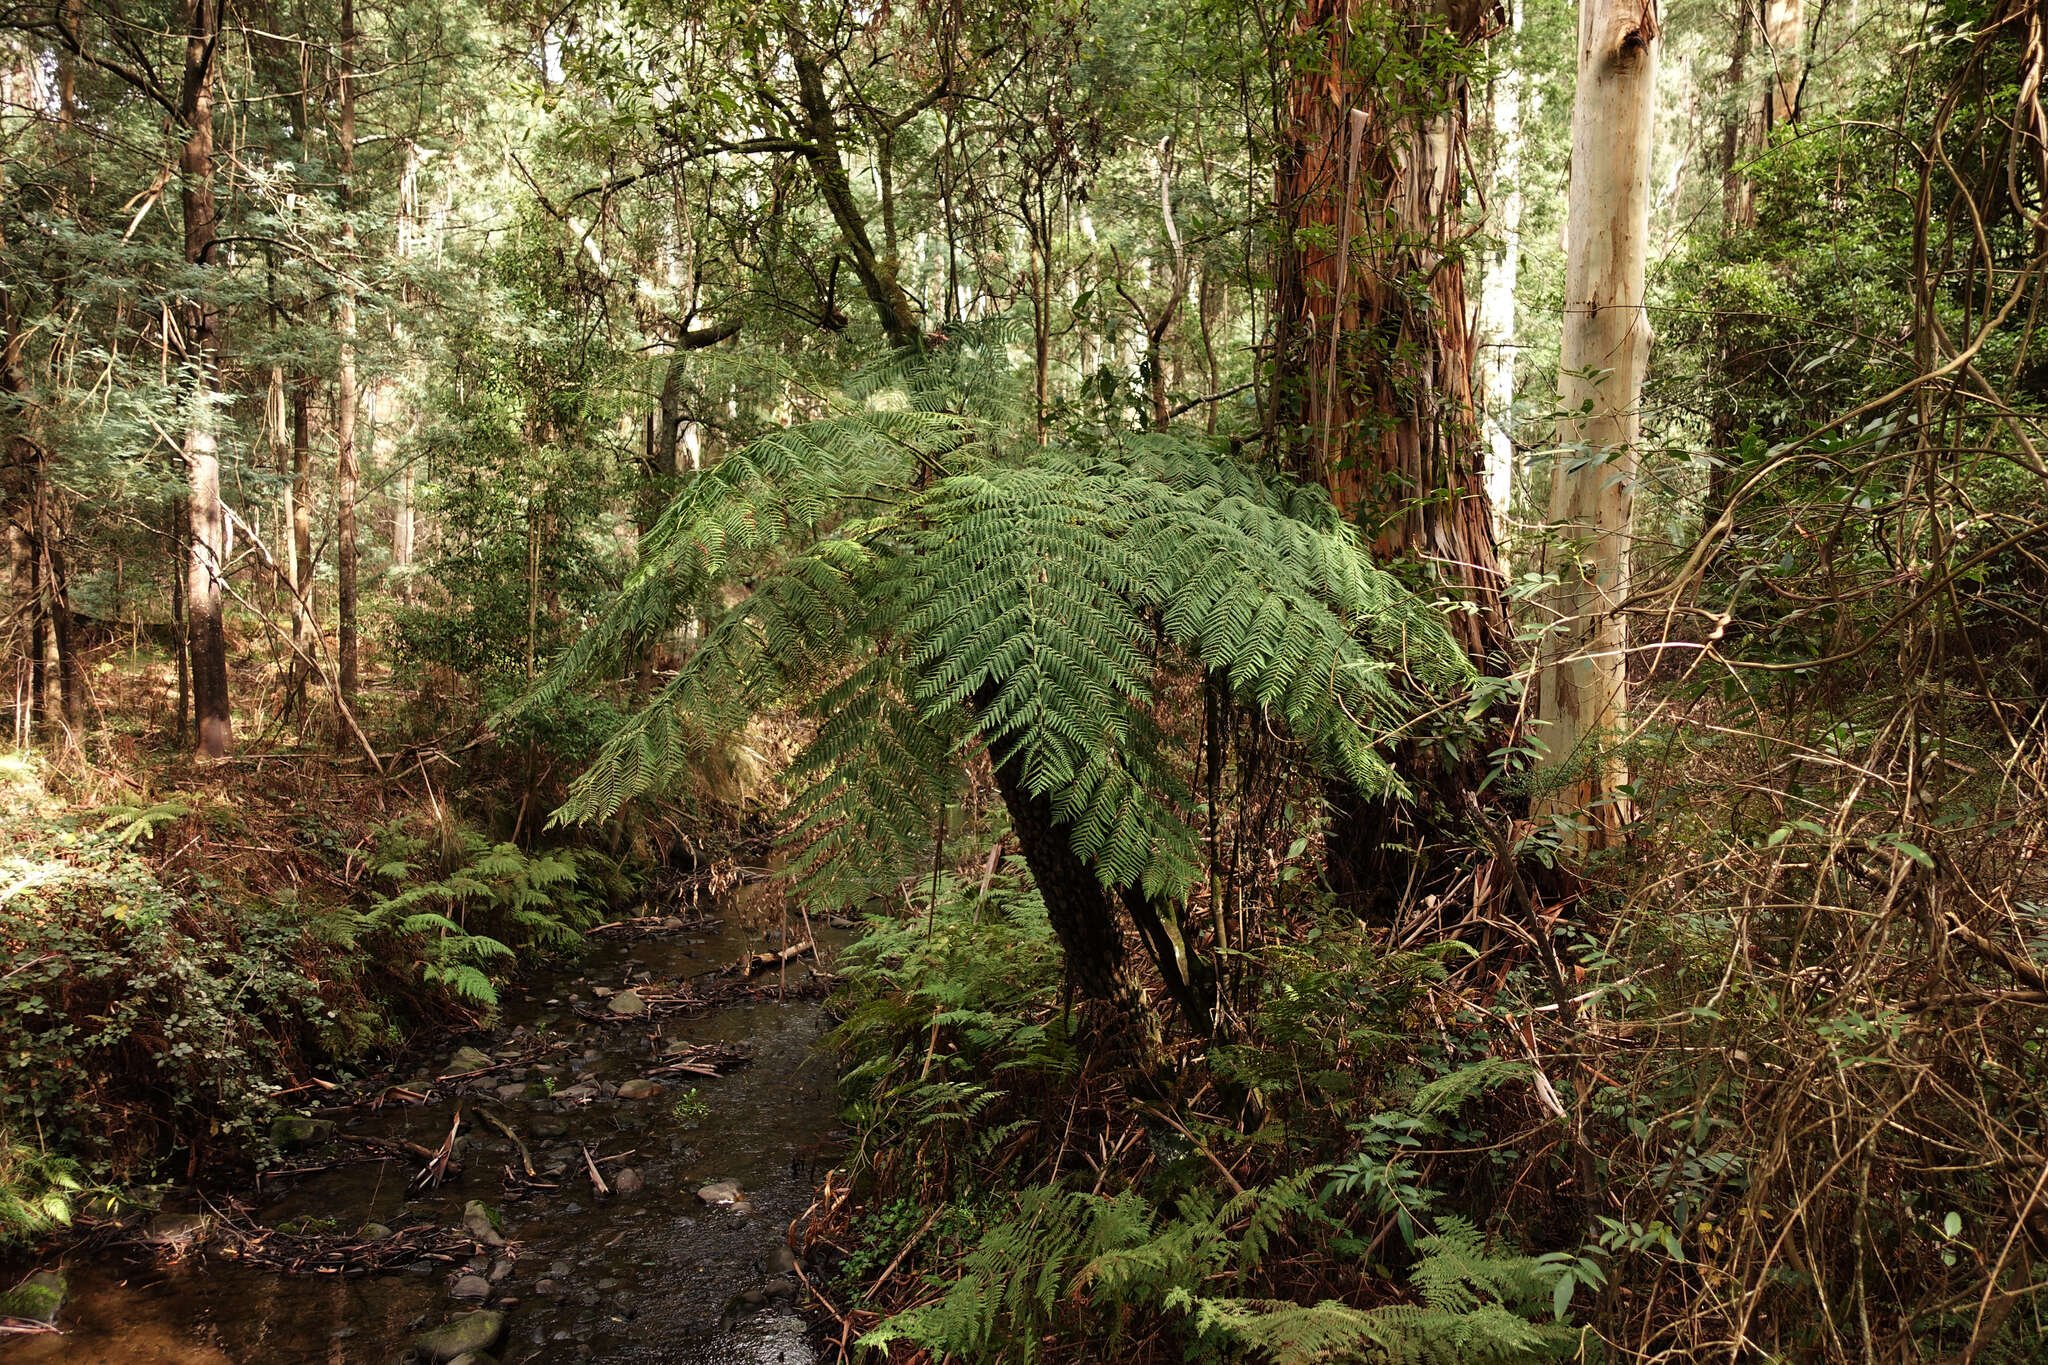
6 906 847 1364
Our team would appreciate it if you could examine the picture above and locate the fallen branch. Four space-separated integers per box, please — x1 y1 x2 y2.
727 941 814 976
479 1109 535 1178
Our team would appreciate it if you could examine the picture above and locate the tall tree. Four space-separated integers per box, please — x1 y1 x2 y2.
1271 0 1510 914
1272 0 1508 663
177 0 233 757
1532 0 1660 849
1478 0 1532 548
334 0 360 698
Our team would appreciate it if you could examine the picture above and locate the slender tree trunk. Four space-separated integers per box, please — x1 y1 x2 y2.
35 473 81 732
1730 0 1801 226
788 43 924 351
1532 0 1661 850
171 503 189 744
179 0 231 757
334 0 361 700
284 377 314 716
1479 0 1532 550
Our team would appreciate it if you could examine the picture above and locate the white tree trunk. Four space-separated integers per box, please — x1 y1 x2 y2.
1533 0 1659 850
1478 0 1533 549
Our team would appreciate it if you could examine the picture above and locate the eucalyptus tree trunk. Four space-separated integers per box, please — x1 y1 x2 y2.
1478 0 1531 549
1273 0 1507 663
1532 0 1660 850
334 0 361 699
1274 0 1511 918
179 0 232 757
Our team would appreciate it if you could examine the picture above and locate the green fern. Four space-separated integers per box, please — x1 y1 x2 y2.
517 347 1477 911
862 1186 1570 1365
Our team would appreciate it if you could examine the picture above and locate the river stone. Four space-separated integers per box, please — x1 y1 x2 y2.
445 1046 494 1075
529 1116 569 1139
0 1269 65 1323
606 990 648 1016
461 1201 507 1247
768 1243 799 1274
615 1078 661 1101
489 1257 515 1282
763 1279 797 1300
269 1114 334 1148
696 1180 743 1205
450 1273 492 1301
359 1222 394 1241
493 1082 533 1103
145 1211 211 1245
612 1167 644 1195
555 1083 599 1102
413 1310 505 1362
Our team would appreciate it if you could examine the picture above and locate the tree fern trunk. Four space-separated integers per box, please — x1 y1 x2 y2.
984 734 1166 1061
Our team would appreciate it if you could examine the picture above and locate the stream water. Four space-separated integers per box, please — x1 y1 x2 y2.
5 906 848 1364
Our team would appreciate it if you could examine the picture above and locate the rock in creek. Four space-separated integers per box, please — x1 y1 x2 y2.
612 1167 644 1195
445 1046 494 1075
449 1273 492 1301
268 1114 335 1148
607 989 648 1017
461 1201 507 1247
529 1115 570 1139
413 1309 505 1362
768 1243 799 1274
696 1180 743 1205
615 1078 661 1101
359 1222 394 1241
0 1269 66 1324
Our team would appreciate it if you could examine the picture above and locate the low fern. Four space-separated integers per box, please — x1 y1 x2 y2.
353 822 599 1009
862 1183 1572 1364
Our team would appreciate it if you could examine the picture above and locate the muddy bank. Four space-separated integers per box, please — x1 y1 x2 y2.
3 911 848 1364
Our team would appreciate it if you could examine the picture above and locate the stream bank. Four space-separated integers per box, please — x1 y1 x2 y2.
3 906 848 1364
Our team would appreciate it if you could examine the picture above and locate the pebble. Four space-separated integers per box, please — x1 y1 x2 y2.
607 990 648 1016
696 1180 743 1205
615 1078 661 1101
612 1168 645 1195
489 1258 515 1283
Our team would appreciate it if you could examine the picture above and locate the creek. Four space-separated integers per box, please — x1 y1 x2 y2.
6 903 848 1364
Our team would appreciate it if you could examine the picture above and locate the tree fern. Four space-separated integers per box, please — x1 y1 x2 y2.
521 351 1473 894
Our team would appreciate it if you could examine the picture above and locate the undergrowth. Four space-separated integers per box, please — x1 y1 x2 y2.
0 753 621 1242
823 858 1593 1364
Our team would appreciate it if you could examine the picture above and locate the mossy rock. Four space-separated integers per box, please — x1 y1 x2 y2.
269 1114 336 1148
0 1269 66 1324
414 1310 504 1361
